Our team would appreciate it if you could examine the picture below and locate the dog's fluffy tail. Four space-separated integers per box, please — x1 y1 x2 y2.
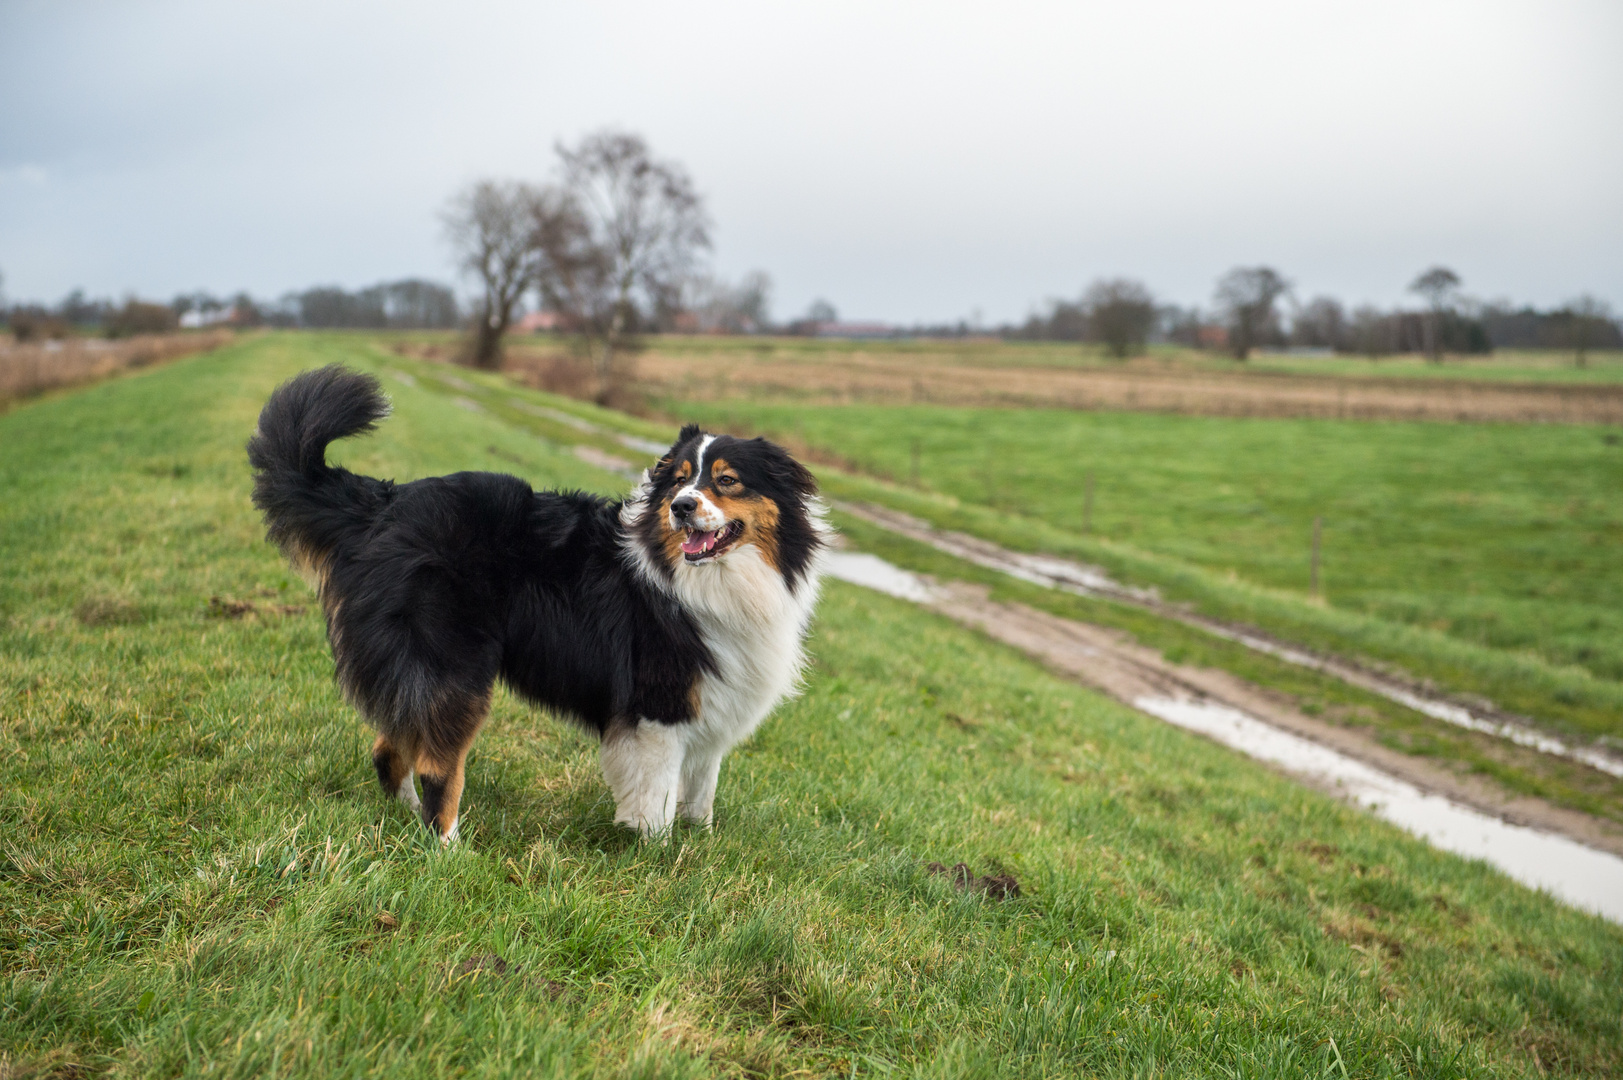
247 365 392 565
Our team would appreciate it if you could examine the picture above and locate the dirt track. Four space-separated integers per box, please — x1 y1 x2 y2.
922 580 1623 858
629 350 1623 424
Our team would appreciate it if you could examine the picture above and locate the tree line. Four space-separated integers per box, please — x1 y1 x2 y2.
1 279 463 341
1010 266 1621 365
5 128 1619 372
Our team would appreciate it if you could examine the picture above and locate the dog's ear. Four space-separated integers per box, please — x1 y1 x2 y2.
751 436 819 496
654 424 704 475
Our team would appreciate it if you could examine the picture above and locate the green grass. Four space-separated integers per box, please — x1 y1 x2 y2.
830 512 1623 827
3 334 1622 1078
379 349 1623 774
661 402 1623 738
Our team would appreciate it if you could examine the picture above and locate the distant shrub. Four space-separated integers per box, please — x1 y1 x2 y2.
1084 278 1157 358
9 311 73 342
105 300 178 338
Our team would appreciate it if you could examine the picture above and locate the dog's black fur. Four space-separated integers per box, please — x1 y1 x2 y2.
247 364 822 837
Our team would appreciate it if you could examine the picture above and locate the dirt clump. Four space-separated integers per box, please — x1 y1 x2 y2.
206 596 305 619
927 861 1022 899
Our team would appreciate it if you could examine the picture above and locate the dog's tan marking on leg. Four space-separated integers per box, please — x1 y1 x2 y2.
372 732 420 812
415 696 489 842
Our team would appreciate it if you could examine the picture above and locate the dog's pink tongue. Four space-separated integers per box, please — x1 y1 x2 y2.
681 529 718 555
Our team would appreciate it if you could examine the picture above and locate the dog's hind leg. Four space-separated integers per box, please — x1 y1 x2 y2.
415 694 490 842
600 720 684 839
372 732 421 814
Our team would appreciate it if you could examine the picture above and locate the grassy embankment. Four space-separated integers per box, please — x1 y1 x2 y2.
386 358 1623 827
660 400 1623 745
3 333 1621 1077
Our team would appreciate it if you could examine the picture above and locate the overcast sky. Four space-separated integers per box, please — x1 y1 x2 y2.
2 0 1619 323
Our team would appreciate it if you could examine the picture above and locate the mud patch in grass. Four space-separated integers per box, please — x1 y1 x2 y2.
926 861 1021 899
206 595 305 619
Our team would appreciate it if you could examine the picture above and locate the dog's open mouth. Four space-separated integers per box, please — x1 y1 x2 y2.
681 520 744 562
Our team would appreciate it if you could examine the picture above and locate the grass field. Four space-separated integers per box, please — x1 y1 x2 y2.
382 355 1623 824
4 335 1622 1078
660 401 1623 737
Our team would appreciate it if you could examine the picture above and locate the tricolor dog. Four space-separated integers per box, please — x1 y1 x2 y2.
247 365 826 840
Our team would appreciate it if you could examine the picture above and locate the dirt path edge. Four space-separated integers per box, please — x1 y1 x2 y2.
927 581 1623 859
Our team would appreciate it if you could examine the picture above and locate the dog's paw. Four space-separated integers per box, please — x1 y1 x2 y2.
615 812 674 842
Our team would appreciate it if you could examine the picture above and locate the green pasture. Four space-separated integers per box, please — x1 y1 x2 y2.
666 401 1623 734
380 351 1623 813
373 347 1623 816
3 335 1621 1078
1232 349 1623 384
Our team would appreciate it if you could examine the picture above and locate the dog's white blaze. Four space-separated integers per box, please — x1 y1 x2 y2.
668 434 727 532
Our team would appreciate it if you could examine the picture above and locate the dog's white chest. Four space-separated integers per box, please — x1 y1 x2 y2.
681 547 820 751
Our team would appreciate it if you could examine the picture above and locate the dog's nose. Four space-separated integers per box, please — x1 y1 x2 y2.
671 495 697 520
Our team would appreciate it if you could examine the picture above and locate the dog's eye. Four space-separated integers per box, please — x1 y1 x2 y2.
717 475 739 488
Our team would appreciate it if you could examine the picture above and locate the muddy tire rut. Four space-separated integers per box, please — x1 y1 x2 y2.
925 580 1623 858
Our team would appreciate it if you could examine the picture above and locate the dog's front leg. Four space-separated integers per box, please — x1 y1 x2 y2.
678 742 724 827
599 720 684 839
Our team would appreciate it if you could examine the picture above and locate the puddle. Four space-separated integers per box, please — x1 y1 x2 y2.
1135 697 1623 923
1196 624 1623 780
824 551 940 603
825 549 1623 924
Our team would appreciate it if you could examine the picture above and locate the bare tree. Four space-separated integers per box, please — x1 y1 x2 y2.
686 270 774 333
1290 296 1347 350
443 181 585 369
554 130 711 398
1408 266 1460 363
1564 295 1613 369
1214 266 1290 359
1082 278 1156 358
443 181 541 368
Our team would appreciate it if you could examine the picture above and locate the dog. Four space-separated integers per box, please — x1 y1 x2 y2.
247 365 826 840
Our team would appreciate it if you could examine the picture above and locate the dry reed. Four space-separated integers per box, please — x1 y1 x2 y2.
0 330 237 403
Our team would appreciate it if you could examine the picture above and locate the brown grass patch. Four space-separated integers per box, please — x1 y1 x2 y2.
205 596 306 619
1323 913 1405 959
74 597 145 627
622 347 1623 424
0 331 236 404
